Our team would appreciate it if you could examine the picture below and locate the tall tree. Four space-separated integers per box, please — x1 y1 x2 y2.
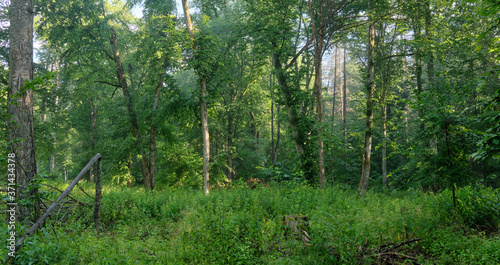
8 0 38 222
310 0 326 188
358 0 376 195
342 48 347 141
182 0 210 194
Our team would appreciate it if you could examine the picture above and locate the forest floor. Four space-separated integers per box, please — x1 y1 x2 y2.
1 181 499 264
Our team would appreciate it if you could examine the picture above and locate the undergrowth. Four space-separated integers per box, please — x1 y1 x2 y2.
1 182 499 264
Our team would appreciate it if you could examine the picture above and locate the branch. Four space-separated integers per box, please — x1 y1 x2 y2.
376 53 415 64
77 183 95 200
286 0 359 69
43 184 92 206
94 80 120 88
94 81 121 98
379 238 422 253
6 154 102 262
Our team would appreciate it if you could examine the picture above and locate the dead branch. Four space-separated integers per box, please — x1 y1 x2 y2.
378 238 421 253
77 183 95 200
3 154 102 264
361 237 423 265
43 184 92 206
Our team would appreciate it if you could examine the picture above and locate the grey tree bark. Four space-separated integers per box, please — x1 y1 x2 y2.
89 94 97 183
310 0 325 188
182 0 210 194
358 4 376 196
342 48 347 142
8 0 38 223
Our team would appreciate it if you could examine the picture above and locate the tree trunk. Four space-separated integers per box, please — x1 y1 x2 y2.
358 13 376 196
425 1 434 85
182 0 210 194
342 48 347 142
109 27 151 190
272 52 305 157
50 134 55 174
274 105 281 164
127 155 133 186
8 0 38 223
332 47 338 130
201 77 210 194
310 0 325 188
51 61 59 175
148 78 163 190
226 108 234 184
271 73 275 162
89 94 97 183
381 104 388 186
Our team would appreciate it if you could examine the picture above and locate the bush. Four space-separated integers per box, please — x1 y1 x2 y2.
436 186 500 230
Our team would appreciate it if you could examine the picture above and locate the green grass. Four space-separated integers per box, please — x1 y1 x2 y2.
1 181 499 264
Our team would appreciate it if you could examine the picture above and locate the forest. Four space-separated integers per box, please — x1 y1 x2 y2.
0 0 499 264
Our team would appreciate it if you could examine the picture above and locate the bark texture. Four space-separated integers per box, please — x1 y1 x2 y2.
8 0 38 223
342 48 347 141
182 0 210 194
310 0 325 188
89 94 97 183
358 11 376 196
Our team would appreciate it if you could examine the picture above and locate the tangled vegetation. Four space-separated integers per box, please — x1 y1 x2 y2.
1 180 498 264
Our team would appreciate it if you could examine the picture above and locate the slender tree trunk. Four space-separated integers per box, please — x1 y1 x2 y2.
342 48 347 142
271 73 275 162
51 61 59 175
182 0 210 194
425 1 434 86
415 51 423 131
89 94 97 182
358 11 376 196
310 0 325 188
226 108 234 184
274 105 281 163
201 77 210 194
381 58 389 187
425 0 437 154
8 0 38 223
64 166 67 182
127 155 133 186
50 133 55 174
332 47 338 131
109 27 151 190
381 102 388 186
148 78 163 190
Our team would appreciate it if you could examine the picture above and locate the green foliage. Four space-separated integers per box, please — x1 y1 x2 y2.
3 182 499 264
435 186 500 230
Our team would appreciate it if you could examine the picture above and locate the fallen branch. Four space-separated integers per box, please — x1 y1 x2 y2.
378 238 421 253
3 154 102 264
376 252 418 260
43 184 92 206
360 237 423 265
77 183 95 200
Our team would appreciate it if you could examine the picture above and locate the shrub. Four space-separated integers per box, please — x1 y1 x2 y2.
436 186 500 230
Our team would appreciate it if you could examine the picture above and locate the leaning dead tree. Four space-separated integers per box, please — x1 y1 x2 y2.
3 154 103 263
